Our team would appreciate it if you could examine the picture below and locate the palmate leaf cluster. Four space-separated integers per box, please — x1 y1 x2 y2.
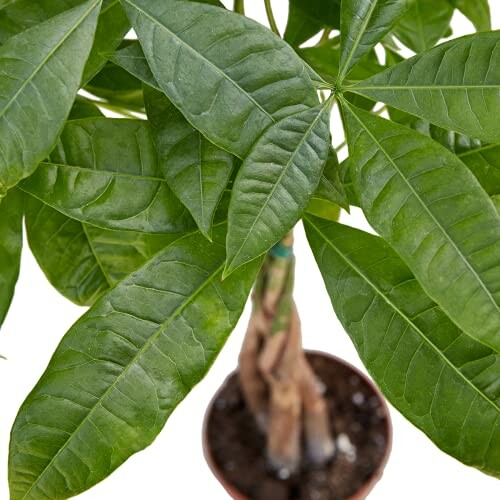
0 0 498 497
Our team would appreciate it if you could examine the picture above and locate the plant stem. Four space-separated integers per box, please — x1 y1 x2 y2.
319 28 332 45
264 0 280 37
233 0 244 14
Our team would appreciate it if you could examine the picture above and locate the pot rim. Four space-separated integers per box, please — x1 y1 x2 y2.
202 350 393 500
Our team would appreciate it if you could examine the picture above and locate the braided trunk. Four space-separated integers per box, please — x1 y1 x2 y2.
238 233 335 476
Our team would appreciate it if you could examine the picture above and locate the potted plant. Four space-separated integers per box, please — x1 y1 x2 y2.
0 0 499 498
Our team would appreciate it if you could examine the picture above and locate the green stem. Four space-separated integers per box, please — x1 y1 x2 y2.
233 0 244 14
264 0 280 37
319 28 332 45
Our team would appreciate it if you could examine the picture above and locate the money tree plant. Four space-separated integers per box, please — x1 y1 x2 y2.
0 0 499 497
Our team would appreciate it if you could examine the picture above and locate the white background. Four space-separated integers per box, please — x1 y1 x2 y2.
1 1 500 499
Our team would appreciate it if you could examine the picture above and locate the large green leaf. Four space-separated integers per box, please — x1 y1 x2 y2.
304 216 500 477
338 0 410 82
0 0 129 84
284 0 341 47
225 101 332 276
349 31 500 143
393 0 454 53
448 0 491 32
20 118 194 234
9 224 260 499
0 188 23 329
0 0 101 198
144 86 235 239
121 0 318 158
343 102 500 352
25 197 180 306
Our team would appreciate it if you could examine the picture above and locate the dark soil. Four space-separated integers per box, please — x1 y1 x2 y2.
205 353 390 500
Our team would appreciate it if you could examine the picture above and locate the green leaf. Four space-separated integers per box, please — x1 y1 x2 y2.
393 0 454 53
312 147 350 212
338 0 410 82
284 0 341 47
144 86 235 239
104 40 160 91
20 118 195 234
25 196 180 306
85 60 145 111
448 0 491 32
0 0 101 197
343 102 500 352
350 31 500 144
225 101 332 276
122 0 318 158
0 188 23 329
0 0 130 84
9 224 260 499
304 216 500 478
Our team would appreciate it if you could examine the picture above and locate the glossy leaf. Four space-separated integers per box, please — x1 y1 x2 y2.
448 0 491 32
284 0 341 47
225 101 332 276
20 118 194 234
0 0 101 197
343 103 500 352
9 224 260 499
0 0 130 84
122 0 318 158
25 197 180 306
304 216 500 477
144 86 235 239
339 0 410 82
350 31 500 143
0 188 23 329
393 0 454 53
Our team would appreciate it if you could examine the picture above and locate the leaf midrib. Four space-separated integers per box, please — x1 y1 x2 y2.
0 0 101 123
345 101 500 346
122 0 275 125
305 216 500 414
21 257 225 498
351 84 500 90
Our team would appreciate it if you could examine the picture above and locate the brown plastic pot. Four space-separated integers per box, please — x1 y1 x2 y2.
203 350 392 500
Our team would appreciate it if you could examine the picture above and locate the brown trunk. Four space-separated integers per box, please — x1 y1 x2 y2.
238 234 335 475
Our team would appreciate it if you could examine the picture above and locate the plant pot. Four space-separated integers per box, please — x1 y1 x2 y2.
203 351 392 500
